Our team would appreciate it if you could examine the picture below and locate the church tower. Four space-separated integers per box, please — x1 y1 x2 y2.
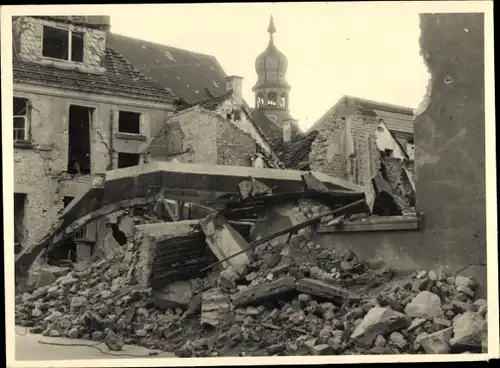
253 16 295 132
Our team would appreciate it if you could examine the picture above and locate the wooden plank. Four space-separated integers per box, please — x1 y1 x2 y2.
231 276 296 307
317 216 420 233
296 278 358 304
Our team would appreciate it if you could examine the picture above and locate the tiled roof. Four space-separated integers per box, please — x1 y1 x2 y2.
248 108 284 143
181 91 233 111
347 96 414 134
308 95 415 135
272 130 319 170
13 46 178 103
107 33 228 105
372 109 414 134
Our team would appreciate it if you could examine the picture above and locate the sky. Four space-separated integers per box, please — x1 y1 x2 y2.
110 3 430 131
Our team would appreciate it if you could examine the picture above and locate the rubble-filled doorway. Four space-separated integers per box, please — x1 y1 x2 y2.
68 105 93 175
14 193 26 254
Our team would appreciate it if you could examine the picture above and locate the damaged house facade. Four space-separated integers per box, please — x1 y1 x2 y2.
12 12 488 357
273 96 416 207
12 16 179 254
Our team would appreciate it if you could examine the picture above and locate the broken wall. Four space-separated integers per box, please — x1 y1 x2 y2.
381 157 415 207
13 87 173 249
413 14 487 287
147 109 218 164
309 114 379 186
216 118 257 166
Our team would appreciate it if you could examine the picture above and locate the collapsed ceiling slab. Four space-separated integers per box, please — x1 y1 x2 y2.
61 162 363 231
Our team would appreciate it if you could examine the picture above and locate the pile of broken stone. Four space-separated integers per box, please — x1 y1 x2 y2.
15 234 488 357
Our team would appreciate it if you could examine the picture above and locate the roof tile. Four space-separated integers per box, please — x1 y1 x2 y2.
13 45 179 103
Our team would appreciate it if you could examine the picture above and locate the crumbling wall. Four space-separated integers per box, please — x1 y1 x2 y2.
147 109 218 164
14 16 106 72
13 88 172 249
309 114 379 186
216 119 257 166
381 157 415 206
414 14 486 287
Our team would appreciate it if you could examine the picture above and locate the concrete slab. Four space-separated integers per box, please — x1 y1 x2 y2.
199 214 250 275
60 162 363 232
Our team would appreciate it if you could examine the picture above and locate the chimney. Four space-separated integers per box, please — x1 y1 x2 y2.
283 120 292 143
225 76 244 106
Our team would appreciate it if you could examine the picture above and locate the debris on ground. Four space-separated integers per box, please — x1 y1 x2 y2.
15 173 485 356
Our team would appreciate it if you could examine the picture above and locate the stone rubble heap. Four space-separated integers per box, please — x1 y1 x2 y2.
15 234 488 357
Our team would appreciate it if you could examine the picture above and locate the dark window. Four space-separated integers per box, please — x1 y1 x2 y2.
67 105 93 175
13 97 28 141
118 153 140 168
118 111 141 134
384 149 394 158
267 92 278 107
42 26 84 62
234 109 242 121
63 196 75 208
71 31 84 63
14 193 27 246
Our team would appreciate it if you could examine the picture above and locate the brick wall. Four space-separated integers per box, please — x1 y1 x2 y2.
13 87 172 248
381 157 415 206
216 119 257 166
13 16 106 73
309 113 379 186
147 108 218 164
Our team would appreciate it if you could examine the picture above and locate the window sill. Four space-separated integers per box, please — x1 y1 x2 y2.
115 132 147 141
14 141 34 149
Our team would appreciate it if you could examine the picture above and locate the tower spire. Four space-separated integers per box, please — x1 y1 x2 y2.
268 15 276 44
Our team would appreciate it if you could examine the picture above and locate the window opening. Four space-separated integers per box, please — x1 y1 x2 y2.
14 97 29 141
267 92 278 107
118 152 140 169
42 26 84 62
14 193 27 247
67 105 93 175
118 111 141 134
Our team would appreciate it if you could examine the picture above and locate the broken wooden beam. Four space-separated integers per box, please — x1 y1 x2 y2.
295 278 358 304
231 276 296 307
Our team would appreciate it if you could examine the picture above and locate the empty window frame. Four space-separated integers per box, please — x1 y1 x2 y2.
118 111 141 134
118 152 140 169
13 97 29 141
42 25 84 62
234 109 242 121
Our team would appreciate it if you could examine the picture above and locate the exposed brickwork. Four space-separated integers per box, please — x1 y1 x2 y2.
13 88 173 249
14 16 106 71
380 157 415 206
147 108 218 164
216 119 257 166
309 113 379 186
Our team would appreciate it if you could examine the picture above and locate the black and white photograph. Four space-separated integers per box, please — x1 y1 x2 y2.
2 2 497 366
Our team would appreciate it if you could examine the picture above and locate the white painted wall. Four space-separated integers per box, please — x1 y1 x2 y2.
375 121 407 159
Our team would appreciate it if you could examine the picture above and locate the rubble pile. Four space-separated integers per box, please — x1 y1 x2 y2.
14 174 485 356
15 233 487 356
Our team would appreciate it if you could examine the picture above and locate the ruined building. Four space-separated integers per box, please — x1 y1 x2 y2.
12 16 179 253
